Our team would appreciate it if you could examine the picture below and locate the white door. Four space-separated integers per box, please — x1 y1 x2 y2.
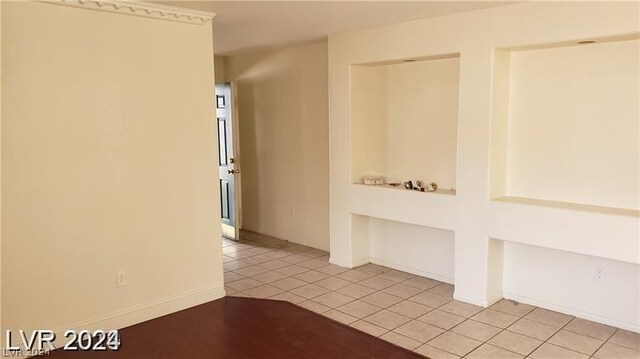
216 82 240 239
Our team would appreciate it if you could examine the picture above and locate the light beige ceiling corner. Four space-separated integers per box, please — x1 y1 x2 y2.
41 0 216 24
157 1 517 55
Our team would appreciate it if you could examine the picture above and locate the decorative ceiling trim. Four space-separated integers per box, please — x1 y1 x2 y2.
41 0 216 25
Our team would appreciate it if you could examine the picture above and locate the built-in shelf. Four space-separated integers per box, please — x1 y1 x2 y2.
350 183 458 232
350 54 460 190
354 183 456 196
493 196 640 218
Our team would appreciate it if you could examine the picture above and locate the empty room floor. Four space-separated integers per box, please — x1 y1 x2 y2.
222 233 639 359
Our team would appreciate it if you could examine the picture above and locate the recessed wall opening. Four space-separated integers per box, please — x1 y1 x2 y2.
490 37 640 212
503 240 640 329
350 54 461 193
367 216 456 284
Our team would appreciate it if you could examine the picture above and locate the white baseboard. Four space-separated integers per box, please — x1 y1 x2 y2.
241 228 329 252
453 292 486 307
328 257 348 267
4 284 225 357
504 291 640 334
370 258 454 285
329 257 368 268
486 294 503 307
56 283 226 336
351 258 370 268
453 292 501 308
329 256 455 285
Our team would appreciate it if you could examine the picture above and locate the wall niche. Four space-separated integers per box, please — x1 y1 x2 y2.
491 37 640 212
350 54 460 192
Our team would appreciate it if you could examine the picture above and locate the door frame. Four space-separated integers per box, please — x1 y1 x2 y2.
230 82 242 236
218 82 242 240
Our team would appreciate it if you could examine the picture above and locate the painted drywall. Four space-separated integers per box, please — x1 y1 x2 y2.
387 58 459 188
214 55 226 83
329 1 639 332
224 42 330 251
351 58 459 189
1 1 223 345
369 218 455 284
350 66 388 182
506 39 639 210
503 241 640 331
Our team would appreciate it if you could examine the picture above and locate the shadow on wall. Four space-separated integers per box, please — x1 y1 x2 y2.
235 82 259 230
236 73 299 236
225 42 330 251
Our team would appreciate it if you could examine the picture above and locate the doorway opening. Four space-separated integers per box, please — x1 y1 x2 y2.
216 82 242 240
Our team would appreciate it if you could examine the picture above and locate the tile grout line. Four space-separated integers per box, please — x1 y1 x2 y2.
474 305 540 358
417 298 490 357
306 268 410 326
336 271 457 332
519 314 581 358
413 293 524 357
224 241 325 294
588 327 618 359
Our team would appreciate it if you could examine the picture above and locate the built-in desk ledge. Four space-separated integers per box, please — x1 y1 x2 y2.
493 196 640 218
352 183 457 196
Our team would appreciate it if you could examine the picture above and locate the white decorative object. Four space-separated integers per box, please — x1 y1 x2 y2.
363 176 384 185
40 0 216 25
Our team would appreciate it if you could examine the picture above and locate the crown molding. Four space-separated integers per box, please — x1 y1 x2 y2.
41 0 216 25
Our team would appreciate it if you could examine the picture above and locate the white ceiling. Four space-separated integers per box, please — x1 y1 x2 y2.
162 1 514 55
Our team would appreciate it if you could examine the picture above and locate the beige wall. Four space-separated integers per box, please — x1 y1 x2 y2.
350 66 387 182
1 1 223 343
506 39 639 210
214 55 226 83
387 58 459 188
224 42 330 250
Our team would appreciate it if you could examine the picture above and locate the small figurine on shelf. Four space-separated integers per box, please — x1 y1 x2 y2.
363 176 385 185
402 180 439 192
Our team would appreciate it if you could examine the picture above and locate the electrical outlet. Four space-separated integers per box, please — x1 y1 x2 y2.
116 270 127 287
594 265 605 281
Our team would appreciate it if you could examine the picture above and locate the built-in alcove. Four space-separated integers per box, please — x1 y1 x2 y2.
361 216 456 284
350 54 460 192
502 240 640 331
491 36 640 212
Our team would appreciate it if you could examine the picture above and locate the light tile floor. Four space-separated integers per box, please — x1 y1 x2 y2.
222 233 640 359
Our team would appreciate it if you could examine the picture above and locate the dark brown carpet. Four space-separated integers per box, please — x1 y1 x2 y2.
48 297 426 358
